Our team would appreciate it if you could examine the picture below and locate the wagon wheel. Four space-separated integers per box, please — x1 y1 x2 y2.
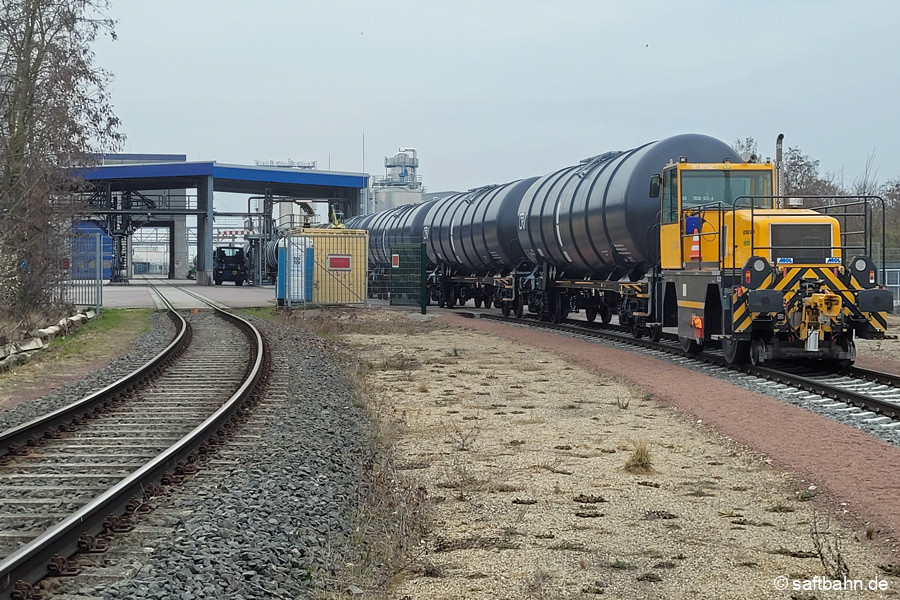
835 338 855 373
680 336 702 356
551 294 565 324
722 337 750 365
750 338 766 366
599 303 612 325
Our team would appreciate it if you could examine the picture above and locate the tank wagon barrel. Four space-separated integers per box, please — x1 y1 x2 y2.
351 133 892 366
517 135 738 280
350 134 738 279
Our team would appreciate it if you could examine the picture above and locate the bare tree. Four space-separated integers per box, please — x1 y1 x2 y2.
879 179 900 251
782 146 840 197
732 136 758 157
0 0 122 338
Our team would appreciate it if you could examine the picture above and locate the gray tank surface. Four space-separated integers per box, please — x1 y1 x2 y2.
422 177 538 274
346 200 436 266
517 133 740 280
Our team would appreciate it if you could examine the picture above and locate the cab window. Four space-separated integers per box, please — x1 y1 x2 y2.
681 170 773 209
662 168 679 224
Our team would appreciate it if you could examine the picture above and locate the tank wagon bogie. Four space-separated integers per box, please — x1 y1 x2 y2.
348 134 892 367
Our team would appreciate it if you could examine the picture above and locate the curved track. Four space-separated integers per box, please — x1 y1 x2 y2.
473 312 900 425
0 284 266 600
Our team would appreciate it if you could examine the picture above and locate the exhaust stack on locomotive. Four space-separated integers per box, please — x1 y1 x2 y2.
349 134 892 367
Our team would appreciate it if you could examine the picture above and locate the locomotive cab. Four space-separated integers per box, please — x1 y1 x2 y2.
658 161 776 270
652 159 891 366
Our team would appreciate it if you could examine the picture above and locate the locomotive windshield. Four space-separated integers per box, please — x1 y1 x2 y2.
681 170 773 209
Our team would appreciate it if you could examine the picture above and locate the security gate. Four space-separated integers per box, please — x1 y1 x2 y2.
65 233 103 311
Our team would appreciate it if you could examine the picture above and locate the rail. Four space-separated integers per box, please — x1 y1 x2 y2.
0 303 189 461
474 312 900 421
0 284 266 599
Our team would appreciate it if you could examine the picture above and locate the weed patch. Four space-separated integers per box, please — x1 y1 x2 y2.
623 441 654 474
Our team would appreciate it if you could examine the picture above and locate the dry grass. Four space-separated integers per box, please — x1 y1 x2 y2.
525 568 557 600
447 421 479 452
277 306 442 339
305 312 433 595
623 441 655 474
811 512 851 580
333 396 429 593
386 351 421 380
0 305 71 346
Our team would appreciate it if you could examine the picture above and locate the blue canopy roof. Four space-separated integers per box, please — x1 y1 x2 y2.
77 161 368 196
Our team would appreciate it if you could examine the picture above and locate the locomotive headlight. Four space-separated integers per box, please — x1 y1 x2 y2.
848 255 878 288
741 257 771 290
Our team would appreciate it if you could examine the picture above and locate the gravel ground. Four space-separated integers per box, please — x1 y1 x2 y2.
7 307 900 599
0 312 175 431
343 312 900 599
503 324 900 448
72 316 373 599
442 313 900 550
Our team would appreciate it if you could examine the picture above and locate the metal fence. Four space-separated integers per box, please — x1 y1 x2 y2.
63 233 103 311
365 235 428 313
278 229 369 307
883 268 900 306
387 243 427 313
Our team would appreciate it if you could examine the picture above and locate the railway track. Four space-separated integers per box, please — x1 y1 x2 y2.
0 284 266 600
470 311 900 432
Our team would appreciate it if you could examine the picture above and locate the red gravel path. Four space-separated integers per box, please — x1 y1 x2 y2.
857 354 900 376
442 313 900 551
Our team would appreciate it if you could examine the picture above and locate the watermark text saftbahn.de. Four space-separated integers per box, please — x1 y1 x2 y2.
773 574 889 592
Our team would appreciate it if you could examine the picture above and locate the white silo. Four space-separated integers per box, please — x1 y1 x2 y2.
372 147 424 211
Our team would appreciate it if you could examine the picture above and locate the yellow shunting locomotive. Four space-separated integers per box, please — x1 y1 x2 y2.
650 159 892 366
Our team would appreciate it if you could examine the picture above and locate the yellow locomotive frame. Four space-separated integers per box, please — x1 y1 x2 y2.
647 159 892 365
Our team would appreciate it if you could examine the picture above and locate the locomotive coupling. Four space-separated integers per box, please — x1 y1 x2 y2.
789 279 843 352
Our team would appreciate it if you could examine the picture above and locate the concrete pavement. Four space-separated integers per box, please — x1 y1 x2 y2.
100 278 278 310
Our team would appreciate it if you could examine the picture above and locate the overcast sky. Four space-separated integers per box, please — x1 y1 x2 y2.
94 0 900 195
